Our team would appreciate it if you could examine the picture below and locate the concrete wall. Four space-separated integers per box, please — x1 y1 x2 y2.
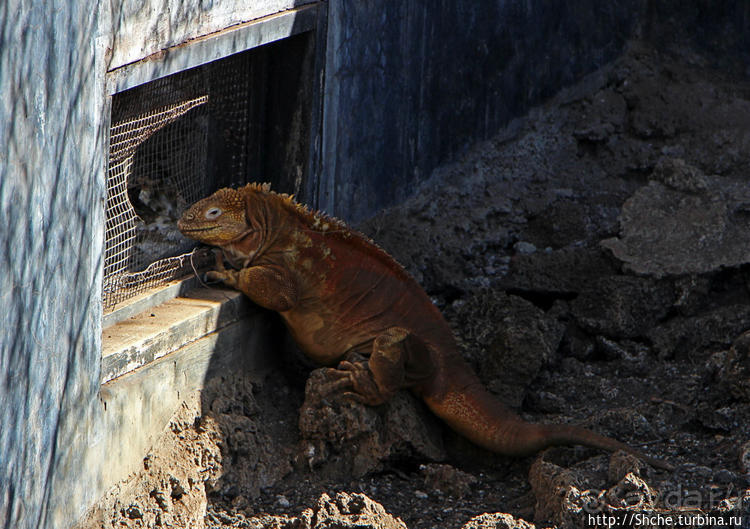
0 1 107 528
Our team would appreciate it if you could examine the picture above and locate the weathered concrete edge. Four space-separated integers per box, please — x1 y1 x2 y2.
106 2 321 95
103 276 201 328
82 311 274 524
101 288 250 383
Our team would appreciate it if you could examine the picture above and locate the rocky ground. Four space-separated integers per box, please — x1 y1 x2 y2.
81 42 750 528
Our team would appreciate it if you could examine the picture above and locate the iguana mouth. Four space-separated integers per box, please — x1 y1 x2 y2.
180 226 218 233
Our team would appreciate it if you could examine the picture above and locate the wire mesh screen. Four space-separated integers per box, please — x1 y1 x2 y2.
103 53 252 312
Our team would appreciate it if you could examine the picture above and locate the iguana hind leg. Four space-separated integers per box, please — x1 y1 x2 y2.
322 327 433 406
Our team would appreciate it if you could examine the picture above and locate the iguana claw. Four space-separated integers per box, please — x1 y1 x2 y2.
205 268 239 287
317 368 353 398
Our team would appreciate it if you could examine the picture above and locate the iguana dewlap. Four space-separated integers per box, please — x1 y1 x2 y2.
178 183 670 469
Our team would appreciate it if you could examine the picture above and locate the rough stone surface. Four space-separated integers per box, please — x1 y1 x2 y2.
607 450 645 484
570 275 675 338
528 460 593 528
420 463 478 498
648 304 750 359
712 331 750 402
529 461 660 528
202 374 297 500
461 513 536 529
298 368 446 477
235 492 408 529
79 395 223 529
651 157 708 192
77 374 299 529
604 472 658 510
448 291 565 408
502 247 619 297
740 441 750 475
602 179 750 277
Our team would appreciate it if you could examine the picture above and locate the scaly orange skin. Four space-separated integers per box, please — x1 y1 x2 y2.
178 183 672 468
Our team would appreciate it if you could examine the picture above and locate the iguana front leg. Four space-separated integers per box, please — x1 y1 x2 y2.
207 254 299 312
324 327 433 406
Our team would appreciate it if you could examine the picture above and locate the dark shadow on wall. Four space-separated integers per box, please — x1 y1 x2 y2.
322 0 750 223
323 0 646 221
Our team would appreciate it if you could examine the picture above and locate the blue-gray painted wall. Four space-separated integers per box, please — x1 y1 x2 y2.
0 1 107 528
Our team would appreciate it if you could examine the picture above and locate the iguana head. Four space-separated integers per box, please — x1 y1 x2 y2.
177 187 250 246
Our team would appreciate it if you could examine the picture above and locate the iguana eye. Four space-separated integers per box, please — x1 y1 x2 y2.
205 207 222 220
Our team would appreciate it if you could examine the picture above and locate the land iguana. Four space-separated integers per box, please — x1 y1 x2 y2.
178 183 672 470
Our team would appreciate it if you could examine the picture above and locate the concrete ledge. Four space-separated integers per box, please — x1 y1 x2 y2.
102 287 251 383
103 276 203 328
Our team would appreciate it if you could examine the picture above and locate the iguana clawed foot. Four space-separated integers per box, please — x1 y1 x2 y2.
205 251 240 287
321 360 392 406
318 328 427 406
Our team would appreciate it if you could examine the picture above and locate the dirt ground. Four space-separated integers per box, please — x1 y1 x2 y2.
80 42 750 529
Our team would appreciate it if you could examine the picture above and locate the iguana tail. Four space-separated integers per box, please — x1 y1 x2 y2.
420 377 673 470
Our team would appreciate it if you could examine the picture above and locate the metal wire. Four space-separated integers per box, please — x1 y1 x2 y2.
103 53 252 312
